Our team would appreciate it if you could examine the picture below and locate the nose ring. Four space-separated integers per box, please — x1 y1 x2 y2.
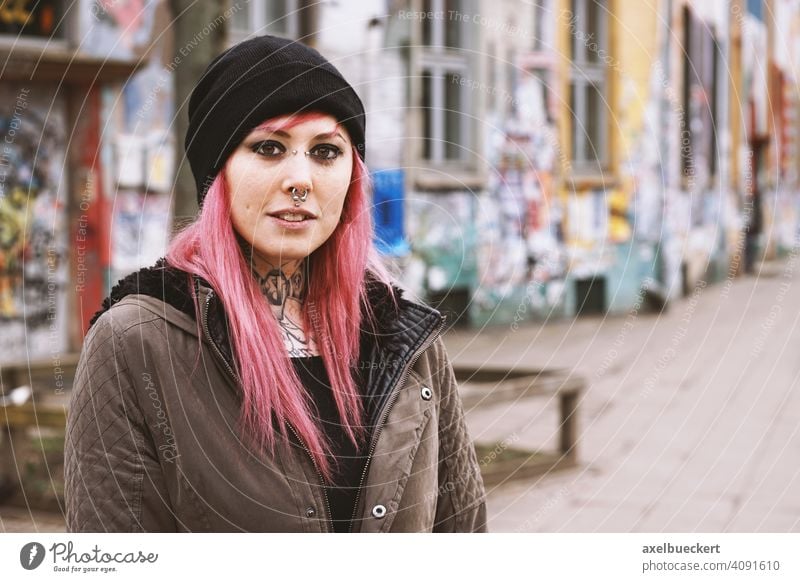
289 186 309 206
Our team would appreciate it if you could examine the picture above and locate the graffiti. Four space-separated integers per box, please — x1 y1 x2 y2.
0 85 68 363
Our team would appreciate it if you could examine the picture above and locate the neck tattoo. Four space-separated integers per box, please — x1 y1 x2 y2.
252 259 319 357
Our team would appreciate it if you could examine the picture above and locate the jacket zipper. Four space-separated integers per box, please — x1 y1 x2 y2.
201 289 238 382
201 287 335 532
286 423 335 533
348 315 447 532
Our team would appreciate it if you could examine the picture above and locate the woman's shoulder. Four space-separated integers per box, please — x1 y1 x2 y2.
363 270 442 321
88 258 198 334
89 295 182 339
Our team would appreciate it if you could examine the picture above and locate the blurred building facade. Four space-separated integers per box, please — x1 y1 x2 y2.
2 0 798 369
398 0 800 325
293 0 800 326
0 0 175 365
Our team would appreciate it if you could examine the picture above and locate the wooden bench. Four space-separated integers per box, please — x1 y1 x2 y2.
455 366 585 486
0 354 75 431
1 403 67 430
0 401 68 508
0 354 80 395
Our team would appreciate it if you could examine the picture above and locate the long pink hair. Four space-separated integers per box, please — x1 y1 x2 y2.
167 112 395 482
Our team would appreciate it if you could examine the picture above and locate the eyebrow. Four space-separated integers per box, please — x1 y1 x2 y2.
314 130 346 142
253 128 347 142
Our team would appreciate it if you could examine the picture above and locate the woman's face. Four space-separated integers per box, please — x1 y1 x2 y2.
225 113 354 270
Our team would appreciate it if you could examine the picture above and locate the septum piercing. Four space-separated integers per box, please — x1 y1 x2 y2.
288 151 310 205
289 186 309 206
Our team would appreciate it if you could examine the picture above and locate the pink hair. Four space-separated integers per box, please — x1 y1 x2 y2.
167 112 395 482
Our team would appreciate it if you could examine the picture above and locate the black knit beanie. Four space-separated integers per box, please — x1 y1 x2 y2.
185 35 366 205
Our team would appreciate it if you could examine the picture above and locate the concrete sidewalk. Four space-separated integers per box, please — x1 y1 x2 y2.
1 505 65 533
444 259 800 532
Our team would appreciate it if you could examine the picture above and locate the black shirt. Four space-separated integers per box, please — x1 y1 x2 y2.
291 356 369 532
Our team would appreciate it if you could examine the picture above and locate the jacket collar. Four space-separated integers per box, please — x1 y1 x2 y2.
90 258 445 423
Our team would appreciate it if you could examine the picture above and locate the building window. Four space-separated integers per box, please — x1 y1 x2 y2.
229 0 316 44
568 0 608 173
419 0 472 164
533 0 555 52
0 0 63 40
681 5 718 185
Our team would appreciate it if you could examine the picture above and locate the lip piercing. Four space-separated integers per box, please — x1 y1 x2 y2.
289 186 309 206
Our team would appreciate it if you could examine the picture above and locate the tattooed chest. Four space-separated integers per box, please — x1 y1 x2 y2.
277 315 320 357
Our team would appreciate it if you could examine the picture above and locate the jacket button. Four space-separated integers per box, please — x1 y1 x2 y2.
420 386 433 401
371 504 387 519
305 507 316 518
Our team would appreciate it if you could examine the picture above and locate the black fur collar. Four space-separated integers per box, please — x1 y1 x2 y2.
89 258 193 328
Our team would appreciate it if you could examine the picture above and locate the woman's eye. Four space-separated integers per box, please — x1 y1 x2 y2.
309 144 342 161
252 141 284 157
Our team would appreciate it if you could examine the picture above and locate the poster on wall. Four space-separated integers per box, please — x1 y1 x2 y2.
80 0 158 60
111 191 171 283
0 85 69 364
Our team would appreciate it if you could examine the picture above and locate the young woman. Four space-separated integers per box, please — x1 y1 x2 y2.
64 34 486 533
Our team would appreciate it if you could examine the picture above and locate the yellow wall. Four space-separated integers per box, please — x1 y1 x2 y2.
558 0 660 245
730 0 744 193
610 0 659 177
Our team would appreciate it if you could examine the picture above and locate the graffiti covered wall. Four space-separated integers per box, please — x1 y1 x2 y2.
0 85 69 363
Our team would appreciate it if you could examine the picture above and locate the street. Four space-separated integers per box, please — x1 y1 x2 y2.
446 257 800 532
2 258 799 533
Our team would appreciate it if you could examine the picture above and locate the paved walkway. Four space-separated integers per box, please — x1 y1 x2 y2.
0 505 65 533
444 258 800 532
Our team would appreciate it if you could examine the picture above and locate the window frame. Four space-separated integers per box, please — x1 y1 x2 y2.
228 0 302 45
417 0 475 166
568 0 609 174
533 0 555 53
0 0 70 49
681 5 719 189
